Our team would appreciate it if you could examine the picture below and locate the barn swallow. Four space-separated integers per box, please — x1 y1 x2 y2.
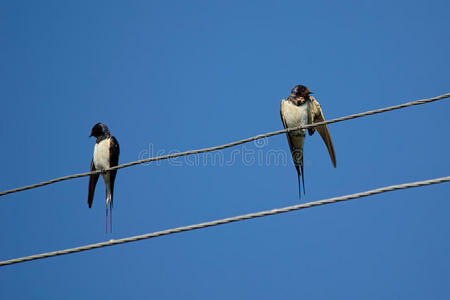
88 123 120 232
280 85 336 199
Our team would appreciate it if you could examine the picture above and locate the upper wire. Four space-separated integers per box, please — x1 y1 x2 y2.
0 92 449 198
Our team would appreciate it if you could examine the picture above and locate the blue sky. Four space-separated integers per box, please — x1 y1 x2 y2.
1 0 449 299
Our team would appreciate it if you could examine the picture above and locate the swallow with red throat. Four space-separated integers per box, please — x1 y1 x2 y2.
88 123 120 232
280 85 336 198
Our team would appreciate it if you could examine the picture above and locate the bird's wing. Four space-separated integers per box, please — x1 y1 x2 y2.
108 136 120 207
280 100 305 197
310 97 337 168
88 159 99 208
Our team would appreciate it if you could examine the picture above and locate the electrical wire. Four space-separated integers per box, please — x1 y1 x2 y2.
0 93 448 198
1 175 449 266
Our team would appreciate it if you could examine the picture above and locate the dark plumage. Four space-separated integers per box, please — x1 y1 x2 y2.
88 123 120 232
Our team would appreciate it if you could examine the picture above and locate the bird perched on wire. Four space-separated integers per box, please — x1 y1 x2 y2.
280 84 336 199
88 123 120 232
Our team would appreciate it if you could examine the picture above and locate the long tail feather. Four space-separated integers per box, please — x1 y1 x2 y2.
295 166 301 200
300 163 305 195
110 202 113 233
105 205 108 234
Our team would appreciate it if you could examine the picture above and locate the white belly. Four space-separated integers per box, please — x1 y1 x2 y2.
93 138 111 170
281 100 309 133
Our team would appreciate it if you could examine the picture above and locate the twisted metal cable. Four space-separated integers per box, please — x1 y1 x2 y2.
0 93 449 198
1 175 449 266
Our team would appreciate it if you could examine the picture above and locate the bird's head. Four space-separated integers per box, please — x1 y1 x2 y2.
290 85 312 99
89 123 110 138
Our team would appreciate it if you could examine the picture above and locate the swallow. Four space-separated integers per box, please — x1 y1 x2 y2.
88 123 120 232
280 84 336 198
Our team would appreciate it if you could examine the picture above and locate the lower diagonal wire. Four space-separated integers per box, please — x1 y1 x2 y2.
1 175 448 267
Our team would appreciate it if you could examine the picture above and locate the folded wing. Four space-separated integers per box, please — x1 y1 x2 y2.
108 136 120 207
87 159 99 208
309 98 337 168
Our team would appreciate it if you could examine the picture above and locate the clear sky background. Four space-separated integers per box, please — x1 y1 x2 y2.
1 1 449 299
